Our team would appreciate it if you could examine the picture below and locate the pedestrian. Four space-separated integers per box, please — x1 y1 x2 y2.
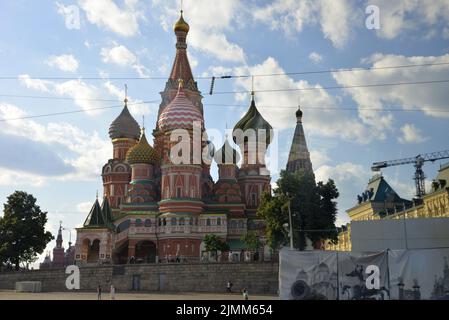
97 284 102 300
226 280 233 293
110 284 116 300
242 288 248 300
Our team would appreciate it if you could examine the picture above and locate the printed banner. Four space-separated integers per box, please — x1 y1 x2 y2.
388 248 449 300
337 251 389 300
279 249 338 300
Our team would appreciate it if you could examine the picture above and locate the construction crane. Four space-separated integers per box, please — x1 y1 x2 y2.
371 150 449 198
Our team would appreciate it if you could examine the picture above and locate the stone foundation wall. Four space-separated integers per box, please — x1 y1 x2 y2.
0 262 279 294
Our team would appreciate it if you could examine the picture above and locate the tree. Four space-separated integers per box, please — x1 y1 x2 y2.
257 191 289 250
203 234 229 261
241 231 262 251
0 191 53 270
257 170 339 250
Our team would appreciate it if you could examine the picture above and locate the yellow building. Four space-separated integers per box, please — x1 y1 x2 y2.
326 162 449 251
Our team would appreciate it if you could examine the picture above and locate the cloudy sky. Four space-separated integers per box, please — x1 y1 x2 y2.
1 0 449 265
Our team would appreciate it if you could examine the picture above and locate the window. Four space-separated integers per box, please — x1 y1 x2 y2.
135 219 142 227
251 193 257 207
176 186 182 198
179 218 185 226
171 217 177 226
217 218 221 226
206 218 211 226
144 219 151 227
189 218 193 225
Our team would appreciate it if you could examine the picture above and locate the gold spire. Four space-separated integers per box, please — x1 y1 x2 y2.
178 78 185 90
174 8 190 33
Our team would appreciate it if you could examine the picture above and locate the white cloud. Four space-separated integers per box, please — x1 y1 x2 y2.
308 52 323 63
315 162 369 185
332 53 449 130
18 74 51 92
370 0 449 39
78 0 145 37
101 44 149 77
155 0 246 63
45 54 79 72
18 74 120 116
76 201 93 213
0 167 46 187
398 123 428 144
0 102 111 183
310 149 330 167
103 81 152 117
253 0 359 48
54 80 108 116
232 57 382 144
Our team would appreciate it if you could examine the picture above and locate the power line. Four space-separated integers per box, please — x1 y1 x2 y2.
3 62 449 81
2 78 449 102
1 102 448 122
213 79 449 95
0 101 158 122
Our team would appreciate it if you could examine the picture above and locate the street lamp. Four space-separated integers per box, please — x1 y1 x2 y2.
285 192 294 250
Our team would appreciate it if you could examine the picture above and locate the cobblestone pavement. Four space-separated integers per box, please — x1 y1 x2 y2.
0 290 278 300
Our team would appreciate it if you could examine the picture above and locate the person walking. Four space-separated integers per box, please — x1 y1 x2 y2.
242 288 248 300
226 280 233 293
110 284 116 301
97 284 102 300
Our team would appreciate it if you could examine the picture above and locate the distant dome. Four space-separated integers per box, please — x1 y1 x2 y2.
296 106 303 119
174 11 190 33
214 139 240 165
109 103 141 140
126 130 159 165
157 81 203 131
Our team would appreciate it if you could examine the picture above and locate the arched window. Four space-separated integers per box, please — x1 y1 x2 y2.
144 219 151 227
217 217 221 226
171 217 177 226
189 218 193 225
163 218 167 226
238 220 244 228
135 219 142 227
179 218 185 226
206 218 211 226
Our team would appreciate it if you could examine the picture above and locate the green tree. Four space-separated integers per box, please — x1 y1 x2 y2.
203 234 229 259
241 230 262 251
257 191 289 249
257 170 339 250
0 191 53 270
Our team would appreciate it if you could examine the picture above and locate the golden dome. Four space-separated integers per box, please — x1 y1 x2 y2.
126 129 159 165
174 10 190 33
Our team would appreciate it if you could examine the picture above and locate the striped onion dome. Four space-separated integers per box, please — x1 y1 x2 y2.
158 80 204 131
126 129 159 165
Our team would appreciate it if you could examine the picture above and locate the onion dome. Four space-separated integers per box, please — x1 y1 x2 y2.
157 80 203 131
126 129 159 165
233 95 273 146
109 101 141 140
296 106 303 119
214 138 240 165
174 10 190 33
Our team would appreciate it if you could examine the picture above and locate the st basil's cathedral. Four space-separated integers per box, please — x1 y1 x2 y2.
73 11 311 265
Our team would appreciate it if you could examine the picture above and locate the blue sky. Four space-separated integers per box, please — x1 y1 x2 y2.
0 0 448 265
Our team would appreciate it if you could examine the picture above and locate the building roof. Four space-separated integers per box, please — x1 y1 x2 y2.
232 95 273 146
174 10 190 33
356 174 406 205
126 129 159 165
157 81 203 131
286 106 313 174
83 198 104 227
108 102 141 140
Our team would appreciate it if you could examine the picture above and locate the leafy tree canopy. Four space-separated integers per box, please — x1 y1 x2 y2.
0 191 53 270
203 234 229 253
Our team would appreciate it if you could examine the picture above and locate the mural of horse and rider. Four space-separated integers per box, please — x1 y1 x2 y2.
280 248 449 300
